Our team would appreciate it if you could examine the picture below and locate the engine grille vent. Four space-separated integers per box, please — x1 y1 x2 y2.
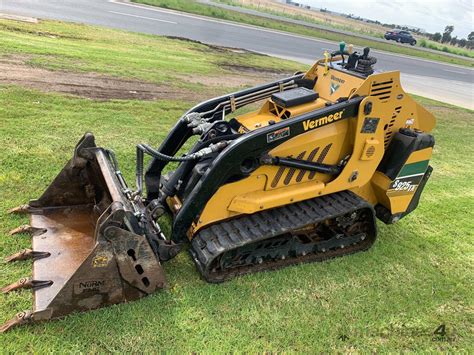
384 106 402 148
270 143 332 188
370 80 393 103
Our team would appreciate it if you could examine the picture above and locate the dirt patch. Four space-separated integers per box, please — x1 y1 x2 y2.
0 55 288 101
0 56 199 101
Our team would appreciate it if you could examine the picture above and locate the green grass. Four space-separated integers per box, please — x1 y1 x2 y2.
0 19 473 352
134 0 474 67
418 38 474 58
0 19 302 87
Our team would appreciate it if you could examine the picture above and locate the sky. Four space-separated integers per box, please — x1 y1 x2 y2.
299 0 473 38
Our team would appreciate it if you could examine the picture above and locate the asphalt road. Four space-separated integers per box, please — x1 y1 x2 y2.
201 0 472 61
1 0 473 108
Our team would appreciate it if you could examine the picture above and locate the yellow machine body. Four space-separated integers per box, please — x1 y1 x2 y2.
184 63 435 237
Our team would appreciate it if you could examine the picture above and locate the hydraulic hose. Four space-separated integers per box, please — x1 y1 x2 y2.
136 141 229 196
136 144 199 196
138 143 202 162
105 148 131 196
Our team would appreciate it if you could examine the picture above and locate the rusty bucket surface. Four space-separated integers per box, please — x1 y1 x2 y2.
1 133 166 332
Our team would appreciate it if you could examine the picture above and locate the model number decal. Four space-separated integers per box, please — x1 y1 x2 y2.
391 179 416 192
267 127 290 143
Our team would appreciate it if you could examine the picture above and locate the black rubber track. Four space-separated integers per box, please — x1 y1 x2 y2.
190 190 377 283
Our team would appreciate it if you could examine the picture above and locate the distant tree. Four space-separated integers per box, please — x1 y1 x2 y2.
441 25 454 43
466 40 474 50
468 31 474 41
458 38 467 48
432 32 442 42
450 36 458 46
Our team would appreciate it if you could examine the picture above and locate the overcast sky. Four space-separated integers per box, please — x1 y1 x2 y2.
299 0 473 38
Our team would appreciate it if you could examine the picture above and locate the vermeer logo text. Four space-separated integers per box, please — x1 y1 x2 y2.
302 110 345 131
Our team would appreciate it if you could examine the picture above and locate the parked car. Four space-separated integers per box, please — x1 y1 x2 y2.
384 29 417 45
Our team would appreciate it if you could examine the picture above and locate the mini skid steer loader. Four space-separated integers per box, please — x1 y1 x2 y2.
2 47 435 331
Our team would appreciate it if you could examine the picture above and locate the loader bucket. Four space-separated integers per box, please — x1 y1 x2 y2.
1 133 166 332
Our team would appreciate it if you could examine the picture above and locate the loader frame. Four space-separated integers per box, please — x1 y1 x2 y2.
145 74 304 200
169 97 363 242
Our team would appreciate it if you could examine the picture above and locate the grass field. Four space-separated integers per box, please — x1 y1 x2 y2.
134 0 474 67
0 19 473 352
0 19 301 85
218 0 389 38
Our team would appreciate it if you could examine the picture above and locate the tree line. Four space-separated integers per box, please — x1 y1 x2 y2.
426 26 474 49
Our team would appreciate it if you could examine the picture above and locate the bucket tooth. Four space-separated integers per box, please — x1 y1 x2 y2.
5 249 51 262
0 311 33 333
8 225 47 236
1 277 53 294
8 205 31 215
